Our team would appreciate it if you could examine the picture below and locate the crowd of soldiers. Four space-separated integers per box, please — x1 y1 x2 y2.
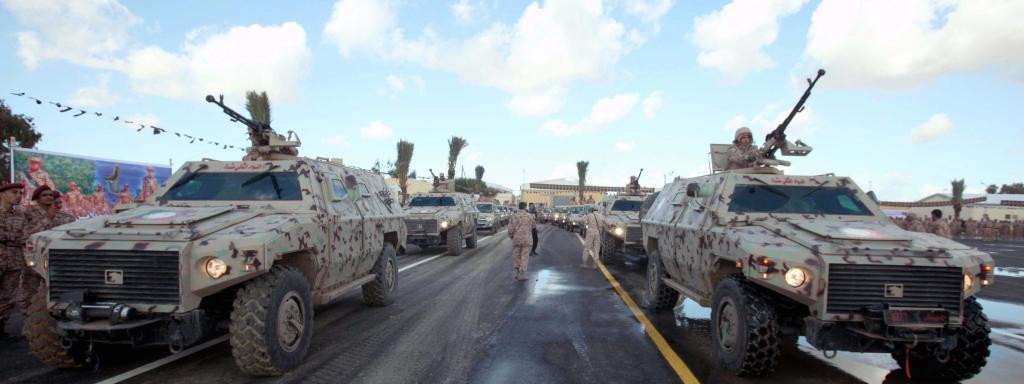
0 183 77 339
892 209 1024 241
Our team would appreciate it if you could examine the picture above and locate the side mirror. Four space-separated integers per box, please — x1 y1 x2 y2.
686 183 700 198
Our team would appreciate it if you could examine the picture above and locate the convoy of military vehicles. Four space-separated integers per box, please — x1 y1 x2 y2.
20 69 996 381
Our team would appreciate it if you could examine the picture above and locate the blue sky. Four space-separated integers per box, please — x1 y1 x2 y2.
1 0 1021 200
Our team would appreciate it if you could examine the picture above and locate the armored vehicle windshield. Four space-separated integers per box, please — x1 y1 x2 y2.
727 184 871 216
163 171 303 201
610 200 642 212
409 196 457 207
476 203 494 212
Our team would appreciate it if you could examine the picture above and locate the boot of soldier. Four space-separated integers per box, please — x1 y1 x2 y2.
516 270 527 281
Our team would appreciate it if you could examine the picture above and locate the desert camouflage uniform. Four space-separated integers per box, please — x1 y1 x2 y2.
1015 220 1024 240
0 206 29 327
581 211 605 267
726 144 761 170
930 218 951 239
966 219 978 239
906 215 927 233
21 206 76 310
508 209 535 277
999 221 1011 240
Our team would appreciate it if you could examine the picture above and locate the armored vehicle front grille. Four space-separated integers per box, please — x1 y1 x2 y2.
48 249 181 304
826 264 962 317
406 219 438 233
625 226 643 243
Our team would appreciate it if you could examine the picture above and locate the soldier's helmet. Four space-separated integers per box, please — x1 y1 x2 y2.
734 127 753 144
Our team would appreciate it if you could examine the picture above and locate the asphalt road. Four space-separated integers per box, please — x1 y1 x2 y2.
1 228 1022 384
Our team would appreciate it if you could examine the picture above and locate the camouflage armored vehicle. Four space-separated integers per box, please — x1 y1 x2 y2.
600 171 648 262
405 192 479 255
641 70 994 381
475 202 501 235
22 95 406 376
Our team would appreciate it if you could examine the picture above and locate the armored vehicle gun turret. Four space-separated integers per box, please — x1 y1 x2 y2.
640 70 994 381
23 95 407 376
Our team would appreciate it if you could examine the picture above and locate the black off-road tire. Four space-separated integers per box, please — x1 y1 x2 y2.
599 234 615 263
230 266 314 376
446 227 463 256
641 249 679 310
23 288 85 368
363 244 398 306
892 298 991 381
466 229 478 249
711 275 781 377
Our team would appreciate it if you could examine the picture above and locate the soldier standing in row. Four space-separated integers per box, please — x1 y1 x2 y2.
21 186 76 312
726 127 762 170
930 210 951 239
0 183 28 340
527 203 539 256
508 202 535 282
905 213 928 233
965 219 978 239
580 206 605 269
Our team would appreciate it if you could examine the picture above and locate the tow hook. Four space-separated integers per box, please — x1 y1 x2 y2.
168 331 185 354
822 349 837 359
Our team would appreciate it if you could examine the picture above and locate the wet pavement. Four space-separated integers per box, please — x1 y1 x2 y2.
1 230 1021 384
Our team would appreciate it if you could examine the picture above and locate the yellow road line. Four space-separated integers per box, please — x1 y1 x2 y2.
577 234 700 384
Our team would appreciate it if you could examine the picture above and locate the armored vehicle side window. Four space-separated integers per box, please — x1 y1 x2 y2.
330 179 348 200
409 196 457 207
164 172 302 201
728 185 871 215
610 200 642 211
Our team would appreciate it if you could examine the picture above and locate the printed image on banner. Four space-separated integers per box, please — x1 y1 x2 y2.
12 148 172 218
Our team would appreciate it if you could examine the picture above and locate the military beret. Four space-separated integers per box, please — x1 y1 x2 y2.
0 183 25 192
31 185 53 200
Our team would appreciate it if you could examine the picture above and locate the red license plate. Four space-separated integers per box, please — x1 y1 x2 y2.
884 308 949 326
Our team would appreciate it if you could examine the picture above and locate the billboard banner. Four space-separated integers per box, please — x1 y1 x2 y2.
12 147 172 218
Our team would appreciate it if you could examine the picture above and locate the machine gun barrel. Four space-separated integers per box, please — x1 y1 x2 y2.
635 168 643 182
762 69 825 158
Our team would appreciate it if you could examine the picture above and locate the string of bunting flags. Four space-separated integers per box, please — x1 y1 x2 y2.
8 91 247 152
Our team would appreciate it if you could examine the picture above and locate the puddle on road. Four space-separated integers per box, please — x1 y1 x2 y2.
524 269 587 305
994 267 1024 278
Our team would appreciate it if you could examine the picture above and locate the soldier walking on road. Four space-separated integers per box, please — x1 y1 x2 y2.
22 186 75 312
508 202 535 282
0 183 28 340
580 206 605 269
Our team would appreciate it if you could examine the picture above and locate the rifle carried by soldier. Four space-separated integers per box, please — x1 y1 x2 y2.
759 69 825 161
205 93 301 160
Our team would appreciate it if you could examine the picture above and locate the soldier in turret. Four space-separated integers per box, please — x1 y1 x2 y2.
727 127 762 170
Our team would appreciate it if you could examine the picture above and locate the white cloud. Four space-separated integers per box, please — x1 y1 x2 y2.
802 0 1024 89
323 0 395 57
123 22 312 102
360 121 395 139
641 90 663 119
615 142 637 152
691 0 808 82
325 0 628 115
326 134 351 149
3 0 141 70
909 113 954 144
123 113 160 128
506 87 565 117
723 114 748 132
451 0 475 22
386 75 405 92
623 0 674 25
69 73 120 107
540 93 638 136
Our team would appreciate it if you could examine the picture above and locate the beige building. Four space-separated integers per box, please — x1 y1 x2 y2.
520 178 655 207
879 193 1024 220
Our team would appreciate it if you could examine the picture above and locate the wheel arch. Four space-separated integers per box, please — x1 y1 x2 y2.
273 250 318 289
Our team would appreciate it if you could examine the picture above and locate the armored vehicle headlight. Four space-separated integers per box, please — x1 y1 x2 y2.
963 274 973 292
205 257 228 279
25 256 35 268
440 220 450 229
613 227 625 237
784 268 808 288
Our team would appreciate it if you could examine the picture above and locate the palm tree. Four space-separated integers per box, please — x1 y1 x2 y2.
395 140 414 205
447 136 468 179
576 160 589 203
474 165 485 194
951 179 965 220
245 91 271 125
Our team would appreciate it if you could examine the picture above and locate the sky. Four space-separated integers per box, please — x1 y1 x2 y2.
1 0 1021 201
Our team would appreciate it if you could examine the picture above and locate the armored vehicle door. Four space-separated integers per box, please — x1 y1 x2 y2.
665 177 719 296
323 171 366 286
459 195 477 235
343 169 394 276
